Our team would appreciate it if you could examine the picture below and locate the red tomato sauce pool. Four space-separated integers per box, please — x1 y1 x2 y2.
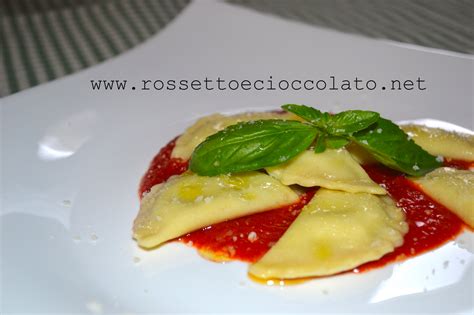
139 138 188 198
180 190 316 262
357 165 466 272
443 158 474 170
139 139 469 274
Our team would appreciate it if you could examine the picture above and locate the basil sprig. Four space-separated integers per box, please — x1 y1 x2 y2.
351 118 441 176
282 104 380 152
189 120 318 176
189 105 441 176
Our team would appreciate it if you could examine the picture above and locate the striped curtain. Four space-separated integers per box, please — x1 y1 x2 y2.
0 0 190 96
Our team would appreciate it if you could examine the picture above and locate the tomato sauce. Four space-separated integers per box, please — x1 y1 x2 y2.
180 190 316 262
443 158 474 170
139 138 470 277
139 138 188 198
357 165 466 272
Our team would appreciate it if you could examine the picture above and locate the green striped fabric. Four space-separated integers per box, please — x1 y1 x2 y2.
228 0 474 54
0 0 190 96
2 0 472 97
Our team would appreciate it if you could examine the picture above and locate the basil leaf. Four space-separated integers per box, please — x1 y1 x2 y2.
325 136 350 149
352 118 441 176
190 120 318 176
314 134 326 153
326 110 379 135
282 104 328 128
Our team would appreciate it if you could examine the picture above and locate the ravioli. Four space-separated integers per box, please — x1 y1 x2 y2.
412 167 474 228
133 171 299 248
172 112 301 159
401 125 474 161
249 189 408 279
346 142 378 165
265 149 386 194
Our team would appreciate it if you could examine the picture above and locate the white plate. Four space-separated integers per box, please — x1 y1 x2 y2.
1 1 473 313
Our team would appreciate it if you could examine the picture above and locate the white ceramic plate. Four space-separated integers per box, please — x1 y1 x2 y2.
2 1 473 313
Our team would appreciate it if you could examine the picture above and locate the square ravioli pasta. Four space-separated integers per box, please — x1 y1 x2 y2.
134 106 473 283
249 189 408 279
133 171 299 248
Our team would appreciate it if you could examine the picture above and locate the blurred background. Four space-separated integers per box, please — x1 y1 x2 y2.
1 0 472 97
